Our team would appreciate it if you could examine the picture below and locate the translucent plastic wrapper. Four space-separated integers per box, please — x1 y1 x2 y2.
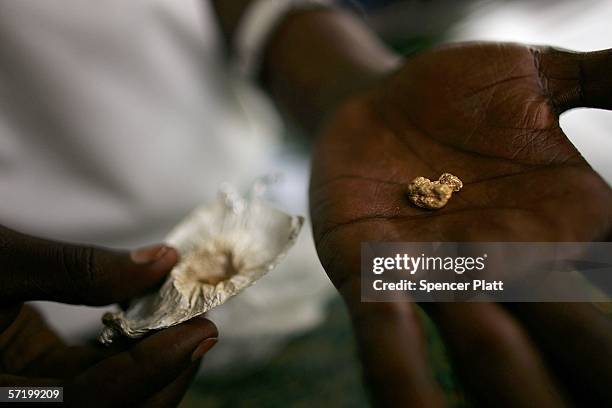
99 181 304 345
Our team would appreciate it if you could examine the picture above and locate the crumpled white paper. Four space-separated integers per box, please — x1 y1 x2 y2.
99 181 304 345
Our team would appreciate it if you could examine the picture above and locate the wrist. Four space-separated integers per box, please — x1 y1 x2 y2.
232 0 336 79
262 7 402 132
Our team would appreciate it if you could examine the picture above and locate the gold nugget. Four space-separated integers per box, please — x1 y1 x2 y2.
407 173 463 210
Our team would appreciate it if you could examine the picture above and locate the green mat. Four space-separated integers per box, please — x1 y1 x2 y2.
181 296 465 407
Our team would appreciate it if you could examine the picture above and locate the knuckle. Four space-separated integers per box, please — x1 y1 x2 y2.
59 245 110 304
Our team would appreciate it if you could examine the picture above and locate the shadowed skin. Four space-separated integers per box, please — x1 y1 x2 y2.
0 232 219 407
310 43 612 407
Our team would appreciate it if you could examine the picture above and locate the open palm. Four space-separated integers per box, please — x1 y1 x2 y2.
310 43 612 407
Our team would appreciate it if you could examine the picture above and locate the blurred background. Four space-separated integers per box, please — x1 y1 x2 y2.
0 1 610 407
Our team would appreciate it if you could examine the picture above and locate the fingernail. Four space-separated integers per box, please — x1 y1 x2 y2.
130 245 169 264
191 337 218 362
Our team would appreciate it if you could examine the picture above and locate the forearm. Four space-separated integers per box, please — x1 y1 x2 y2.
212 2 401 132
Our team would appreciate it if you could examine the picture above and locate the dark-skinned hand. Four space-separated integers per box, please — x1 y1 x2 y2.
0 225 218 407
310 43 612 407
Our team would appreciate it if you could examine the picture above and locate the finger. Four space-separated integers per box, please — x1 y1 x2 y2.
0 305 67 375
316 223 446 407
0 225 178 305
507 302 612 406
345 296 447 407
143 361 202 408
0 305 111 377
65 317 218 407
427 303 567 407
537 47 612 112
0 303 22 333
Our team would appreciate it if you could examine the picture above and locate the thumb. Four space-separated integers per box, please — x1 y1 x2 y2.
537 46 612 112
65 317 218 407
0 225 178 305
